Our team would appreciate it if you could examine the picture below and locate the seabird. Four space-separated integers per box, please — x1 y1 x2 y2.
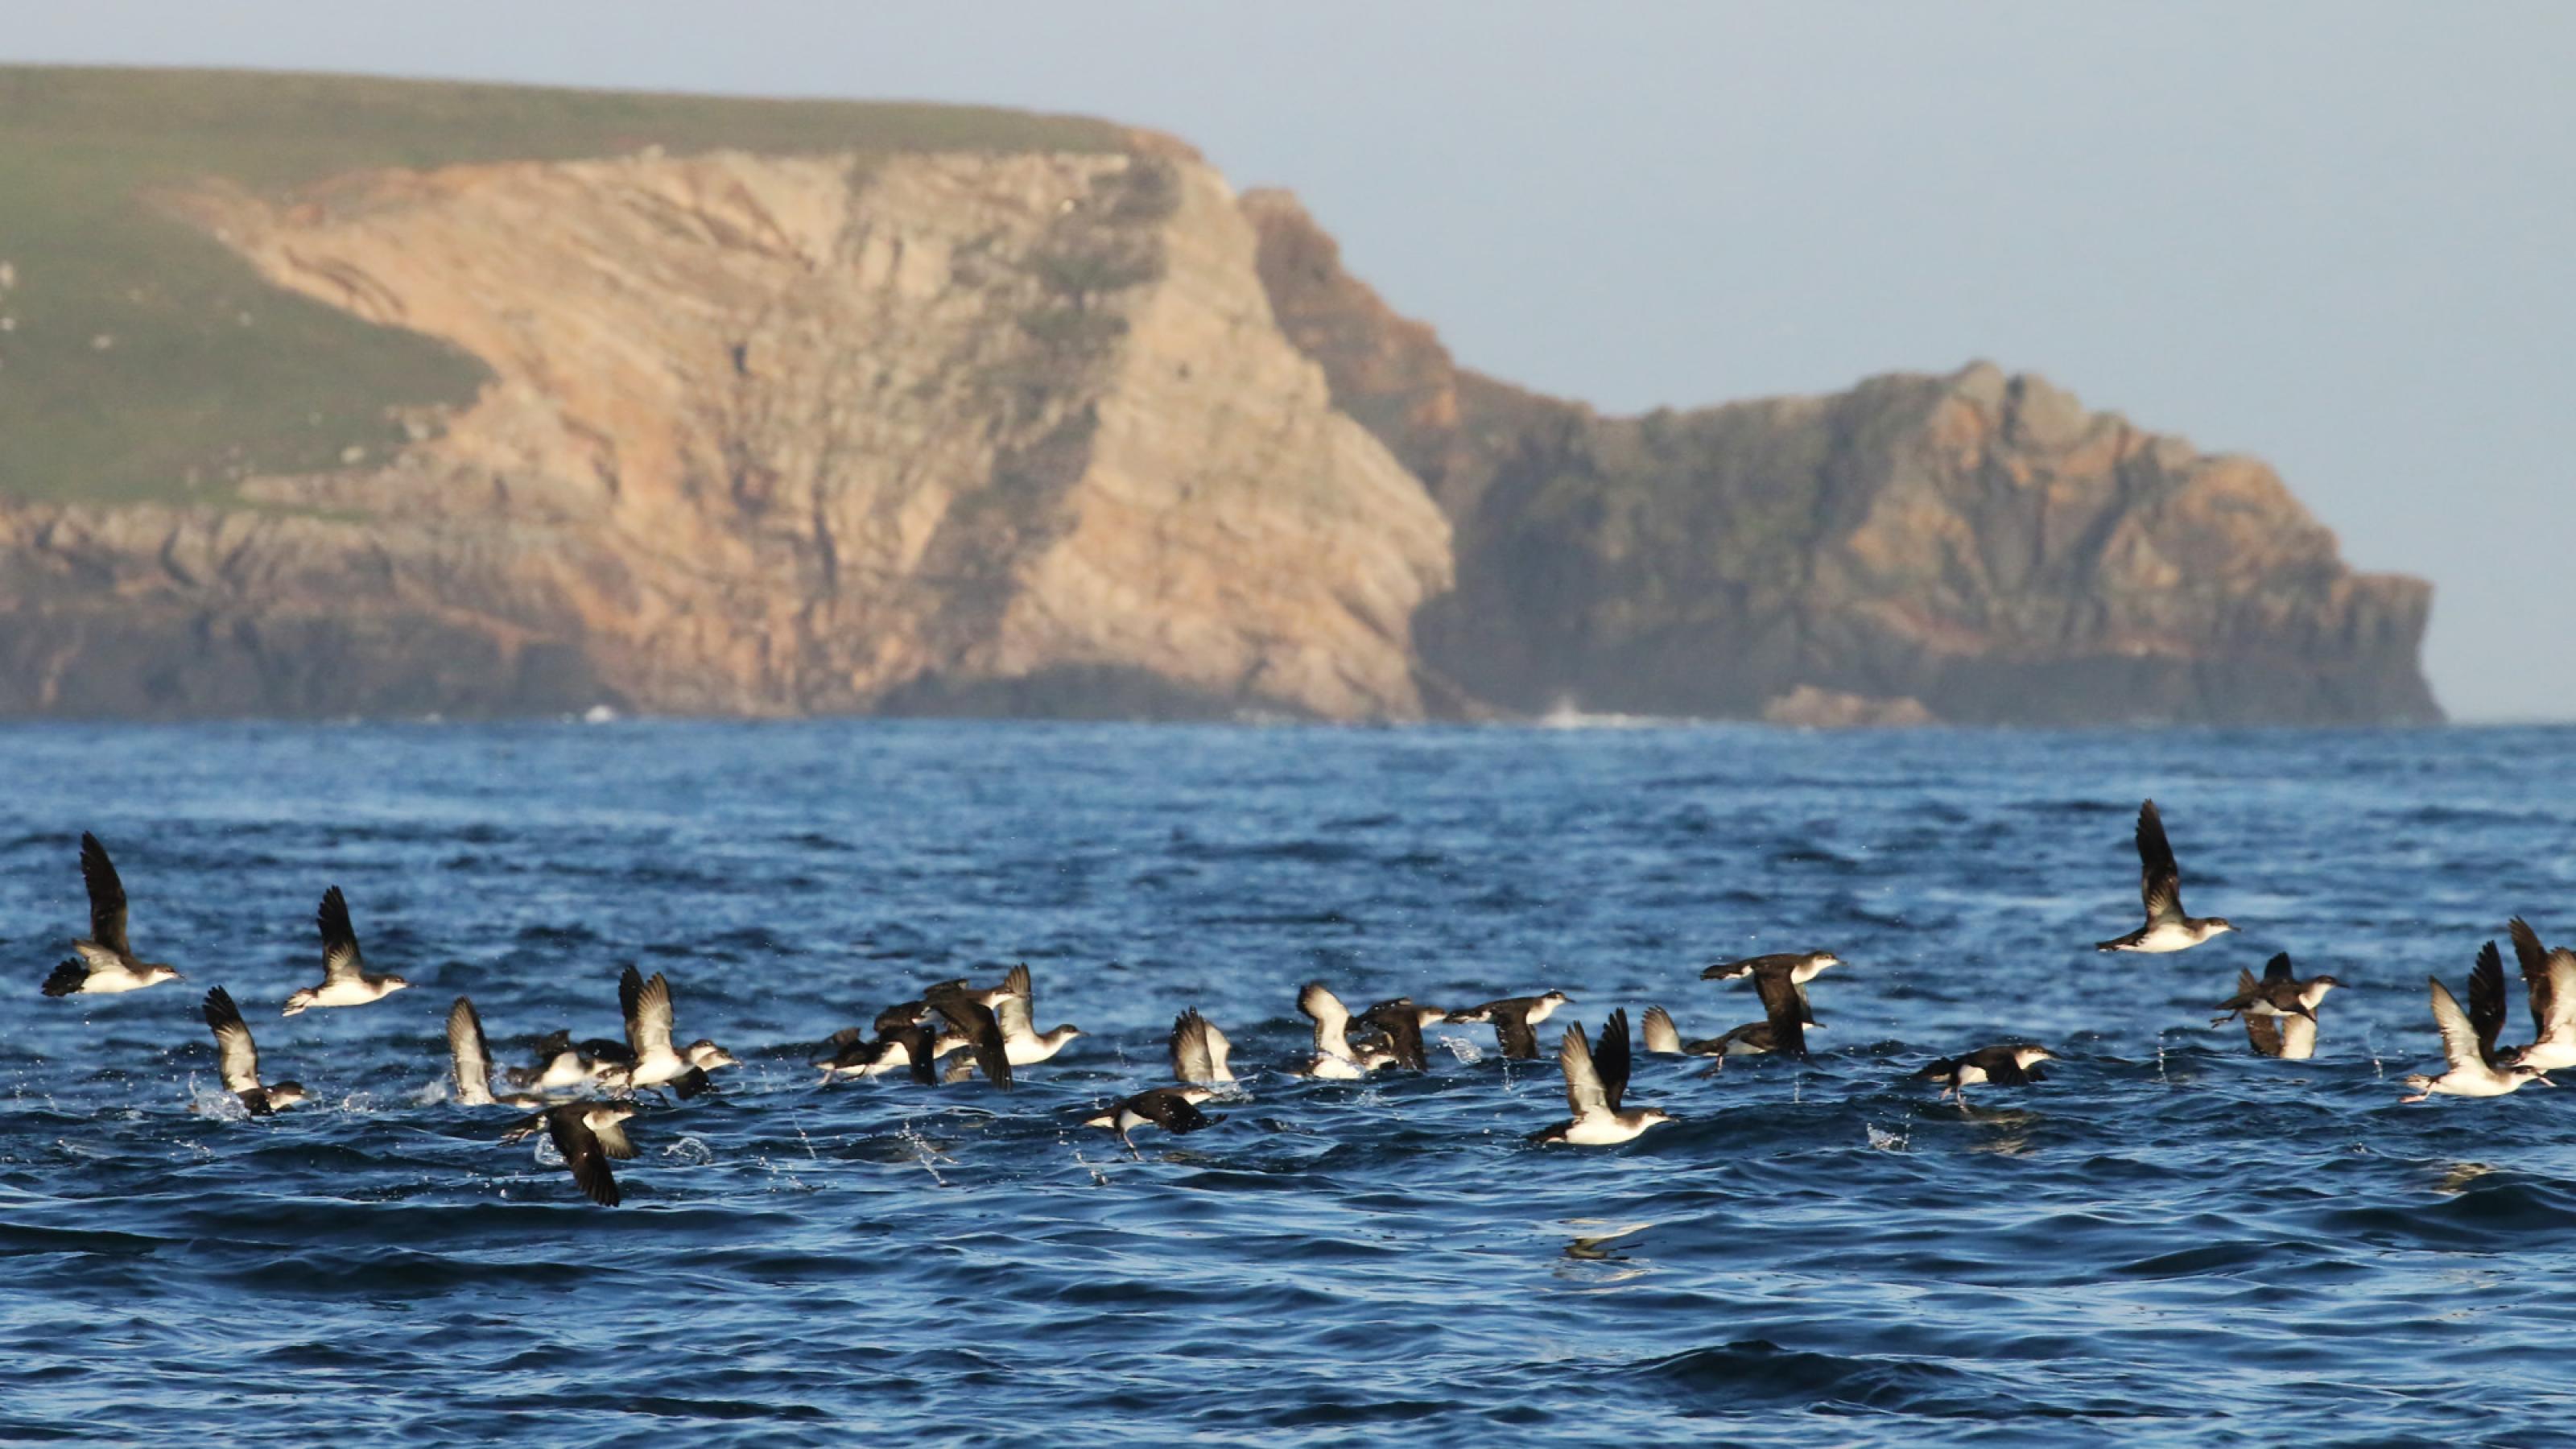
1699 952 1839 1024
2211 954 2343 1050
1170 1009 1235 1085
1914 1044 2055 1106
1445 990 1572 1059
1642 1004 1818 1063
2505 917 2576 1071
503 1102 640 1207
1359 996 1434 1071
506 1030 616 1091
2231 973 2312 1060
2095 800 2235 953
815 1018 937 1084
1531 1009 1674 1146
598 965 716 1099
1701 956 1827 1059
202 985 303 1115
2402 943 2555 1101
281 886 411 1015
1083 1085 1218 1150
1297 982 1391 1079
924 979 1013 1090
993 964 1082 1067
449 997 546 1108
41 833 184 998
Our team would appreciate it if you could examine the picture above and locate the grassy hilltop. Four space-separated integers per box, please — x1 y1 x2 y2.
0 65 1129 506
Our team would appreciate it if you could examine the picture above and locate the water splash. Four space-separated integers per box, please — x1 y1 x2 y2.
1866 1122 1909 1151
663 1135 716 1166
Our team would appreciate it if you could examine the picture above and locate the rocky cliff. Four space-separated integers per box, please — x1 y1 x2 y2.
0 147 1451 720
1245 192 2439 725
0 76 2438 725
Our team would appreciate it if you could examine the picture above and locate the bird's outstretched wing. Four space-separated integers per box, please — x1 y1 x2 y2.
622 967 677 1058
546 1108 621 1207
203 986 262 1094
80 833 130 955
1594 1009 1632 1113
1559 1022 1607 1117
448 997 496 1105
2429 976 2483 1073
317 886 366 985
2468 943 2509 1067
1300 981 1352 1058
2136 800 2185 925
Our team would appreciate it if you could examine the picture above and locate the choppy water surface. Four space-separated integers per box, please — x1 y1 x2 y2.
5 721 2576 1444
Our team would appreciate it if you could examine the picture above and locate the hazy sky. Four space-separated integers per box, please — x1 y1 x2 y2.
12 2 2571 719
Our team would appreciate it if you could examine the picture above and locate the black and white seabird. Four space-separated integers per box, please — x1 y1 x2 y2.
281 886 411 1015
1083 1086 1218 1150
2229 969 2324 1061
815 1017 937 1084
41 833 184 998
599 966 716 1098
1297 982 1393 1079
1359 996 1435 1071
506 1030 616 1091
2505 917 2576 1071
1701 954 1832 1059
449 997 546 1108
2402 943 2555 1101
1531 1009 1674 1146
202 985 304 1115
924 978 1013 1090
2095 800 2236 954
1170 1009 1235 1085
1445 990 1572 1059
992 964 1083 1067
1699 952 1839 1025
2211 953 2343 1055
1914 1043 2055 1105
1642 1004 1821 1064
503 1102 640 1207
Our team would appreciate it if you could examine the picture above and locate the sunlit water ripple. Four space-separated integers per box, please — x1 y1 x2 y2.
4 720 2574 1445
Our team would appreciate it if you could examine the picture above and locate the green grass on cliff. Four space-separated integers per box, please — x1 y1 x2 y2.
0 66 1131 506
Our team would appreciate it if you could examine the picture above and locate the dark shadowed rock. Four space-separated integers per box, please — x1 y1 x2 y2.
1244 189 2439 727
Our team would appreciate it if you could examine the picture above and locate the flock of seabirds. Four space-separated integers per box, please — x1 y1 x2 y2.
30 800 2576 1207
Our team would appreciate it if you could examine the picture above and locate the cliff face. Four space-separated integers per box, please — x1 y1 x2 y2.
0 106 2438 725
0 149 1450 720
1245 191 2439 725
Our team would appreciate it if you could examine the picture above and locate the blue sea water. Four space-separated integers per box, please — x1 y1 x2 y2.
3 720 2574 1446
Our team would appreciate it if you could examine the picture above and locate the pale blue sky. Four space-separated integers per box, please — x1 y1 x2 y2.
11 2 2570 718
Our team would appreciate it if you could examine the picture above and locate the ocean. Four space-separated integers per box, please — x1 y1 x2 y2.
3 720 2572 1445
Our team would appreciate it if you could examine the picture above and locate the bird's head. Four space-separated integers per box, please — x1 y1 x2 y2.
2015 1046 2058 1068
382 975 413 993
145 964 185 985
1641 1109 1677 1128
2207 919 2240 936
687 1040 739 1069
1541 990 1572 1009
1809 952 1844 971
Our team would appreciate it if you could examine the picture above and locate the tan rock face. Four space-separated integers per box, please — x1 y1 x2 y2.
0 149 1449 720
1244 191 2439 726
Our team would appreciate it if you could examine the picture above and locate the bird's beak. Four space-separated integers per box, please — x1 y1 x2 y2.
2539 1075 2558 1088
